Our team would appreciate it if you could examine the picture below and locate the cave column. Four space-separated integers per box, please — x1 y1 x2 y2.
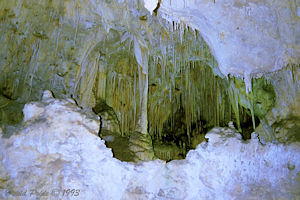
129 39 155 161
136 67 148 135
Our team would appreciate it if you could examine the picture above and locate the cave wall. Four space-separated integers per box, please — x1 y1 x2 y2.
0 0 222 135
0 0 299 142
256 65 300 143
1 94 299 199
157 0 300 78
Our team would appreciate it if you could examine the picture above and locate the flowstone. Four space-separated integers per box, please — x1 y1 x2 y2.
0 92 299 199
1 0 298 145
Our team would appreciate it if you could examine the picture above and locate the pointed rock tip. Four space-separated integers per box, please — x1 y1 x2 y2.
42 90 54 100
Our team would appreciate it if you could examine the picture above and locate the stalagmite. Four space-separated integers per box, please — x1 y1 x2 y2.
0 0 298 167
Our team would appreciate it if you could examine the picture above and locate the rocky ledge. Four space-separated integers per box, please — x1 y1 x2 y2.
0 91 299 199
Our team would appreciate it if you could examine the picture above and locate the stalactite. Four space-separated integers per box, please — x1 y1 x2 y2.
79 53 99 107
0 0 269 145
228 79 242 132
133 71 137 129
74 5 80 45
74 42 98 97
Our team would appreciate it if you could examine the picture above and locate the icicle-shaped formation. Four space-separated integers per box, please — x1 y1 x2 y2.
244 74 256 130
0 0 271 140
145 20 244 140
228 79 242 132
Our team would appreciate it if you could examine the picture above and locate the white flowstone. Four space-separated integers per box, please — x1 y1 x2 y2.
144 0 159 15
22 103 45 122
0 94 299 199
42 90 54 100
157 0 300 77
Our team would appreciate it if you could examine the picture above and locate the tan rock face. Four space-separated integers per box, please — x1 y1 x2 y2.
0 0 298 143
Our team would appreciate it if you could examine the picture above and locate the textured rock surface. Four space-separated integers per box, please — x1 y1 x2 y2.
158 0 300 77
93 100 122 135
0 0 221 136
0 93 299 199
1 0 299 143
129 131 156 162
0 95 24 125
256 65 300 143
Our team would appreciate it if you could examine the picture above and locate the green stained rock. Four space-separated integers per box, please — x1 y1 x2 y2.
1 0 297 148
230 76 276 120
129 131 156 162
256 65 300 143
100 130 134 162
93 99 122 135
0 95 24 125
153 140 182 161
252 79 276 119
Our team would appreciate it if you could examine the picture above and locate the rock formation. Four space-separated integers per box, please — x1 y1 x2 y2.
0 92 299 199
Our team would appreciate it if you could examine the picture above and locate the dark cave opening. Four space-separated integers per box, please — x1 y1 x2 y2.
238 109 261 140
91 61 272 162
152 105 260 161
94 98 261 162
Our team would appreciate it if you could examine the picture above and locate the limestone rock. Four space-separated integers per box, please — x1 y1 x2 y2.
93 100 122 135
129 131 156 162
1 0 298 144
0 94 299 199
0 95 24 125
100 130 134 162
144 0 159 15
23 103 45 122
256 65 300 143
153 140 182 161
158 0 300 77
